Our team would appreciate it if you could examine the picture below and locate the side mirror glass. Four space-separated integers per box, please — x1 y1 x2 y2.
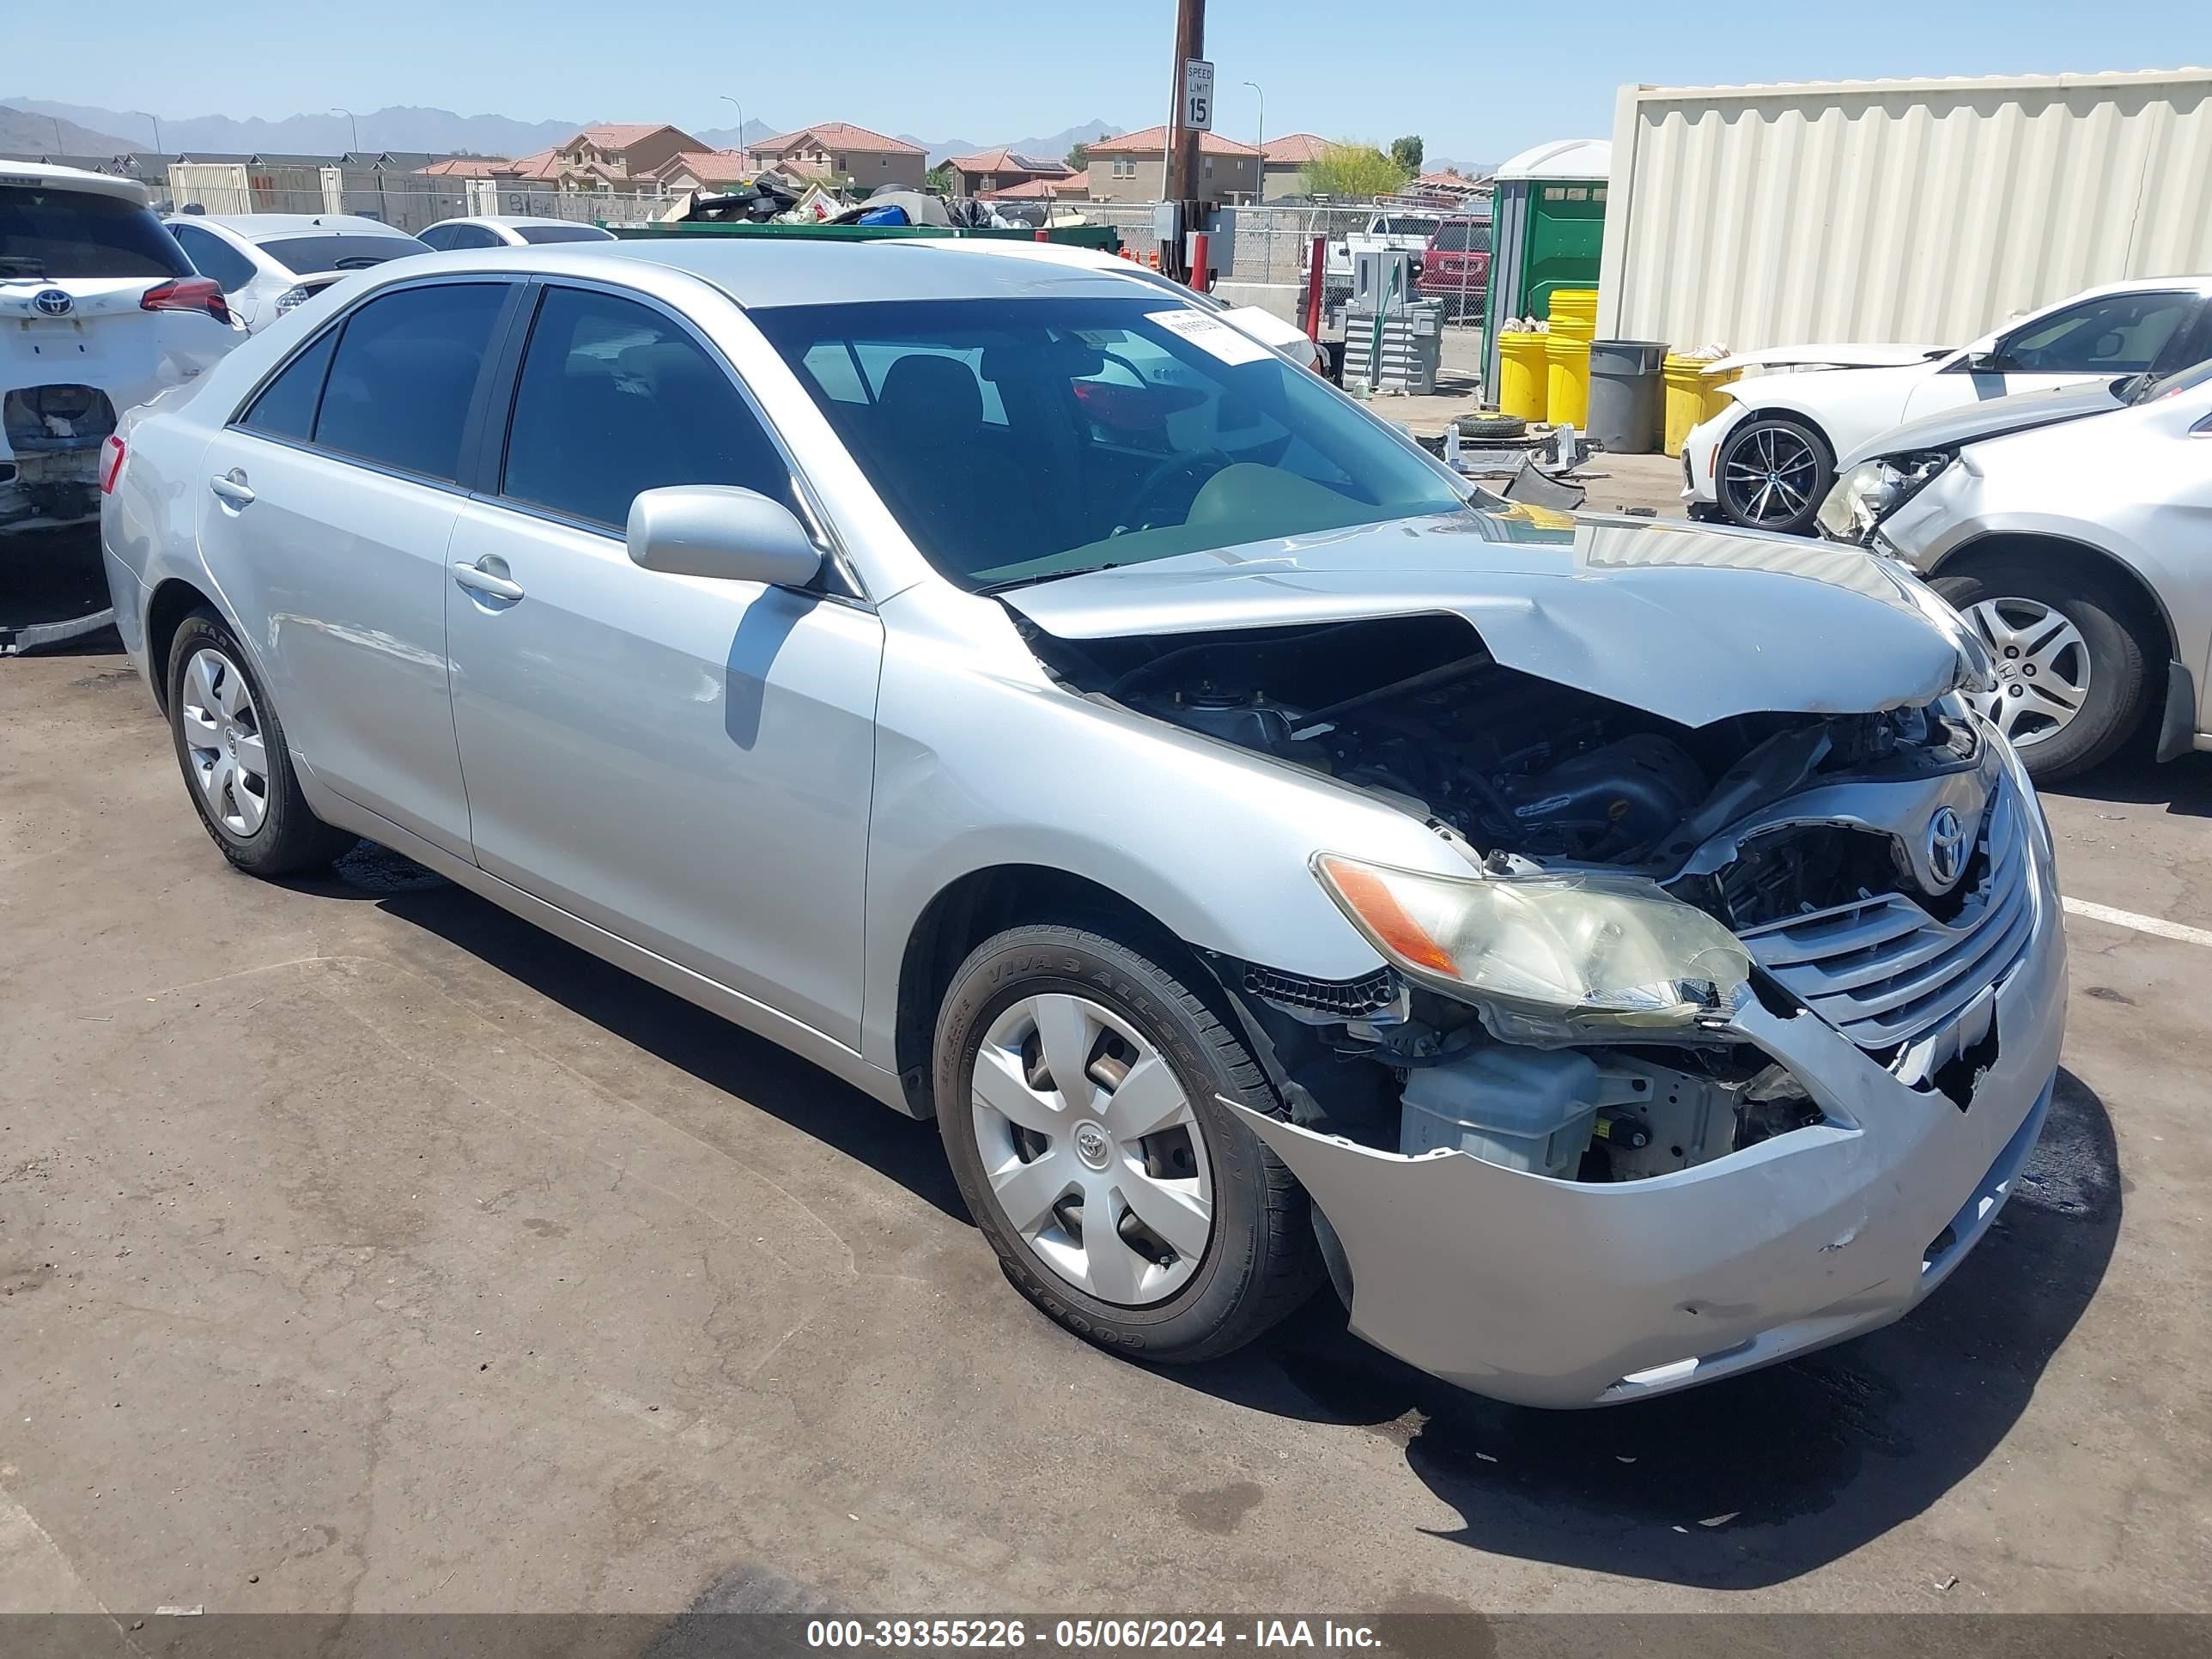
627 485 823 587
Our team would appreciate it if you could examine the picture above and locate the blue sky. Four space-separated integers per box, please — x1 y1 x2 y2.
17 0 2207 161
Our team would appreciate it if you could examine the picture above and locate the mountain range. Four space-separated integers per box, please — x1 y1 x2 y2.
4 98 1121 169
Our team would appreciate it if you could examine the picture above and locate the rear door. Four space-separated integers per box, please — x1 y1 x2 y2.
194 277 520 856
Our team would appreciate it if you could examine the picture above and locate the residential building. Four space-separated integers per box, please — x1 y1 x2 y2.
983 177 1089 203
1084 127 1261 203
648 150 757 194
945 147 1078 198
1258 132 1327 200
741 124 927 191
416 125 703 191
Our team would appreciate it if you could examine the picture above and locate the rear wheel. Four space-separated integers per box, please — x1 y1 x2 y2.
934 923 1321 1364
1715 414 1832 535
167 610 355 876
1931 556 2159 781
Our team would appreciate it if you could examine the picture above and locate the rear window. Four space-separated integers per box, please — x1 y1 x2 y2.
516 223 615 245
1431 222 1490 252
259 233 429 274
0 183 191 281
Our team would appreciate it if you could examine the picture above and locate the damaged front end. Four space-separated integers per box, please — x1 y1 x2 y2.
1019 596 2064 1407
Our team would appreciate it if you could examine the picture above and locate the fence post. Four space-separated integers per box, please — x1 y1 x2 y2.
1304 235 1327 339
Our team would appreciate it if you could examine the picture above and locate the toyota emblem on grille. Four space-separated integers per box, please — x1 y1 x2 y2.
33 288 74 317
1925 805 1969 890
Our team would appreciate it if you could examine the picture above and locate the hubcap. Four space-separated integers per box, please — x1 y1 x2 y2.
969 993 1213 1307
1963 598 2090 747
1722 427 1818 525
179 647 270 837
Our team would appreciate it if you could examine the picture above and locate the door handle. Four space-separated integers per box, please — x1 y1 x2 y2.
209 469 254 507
452 559 525 602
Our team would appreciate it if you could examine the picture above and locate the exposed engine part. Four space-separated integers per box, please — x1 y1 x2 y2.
1243 963 1402 1022
1395 1038 1821 1182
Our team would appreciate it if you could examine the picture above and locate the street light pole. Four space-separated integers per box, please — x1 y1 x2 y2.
138 112 162 153
331 107 360 157
719 95 746 161
1243 82 1263 155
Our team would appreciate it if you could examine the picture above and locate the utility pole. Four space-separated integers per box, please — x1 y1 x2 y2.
1163 0 1206 278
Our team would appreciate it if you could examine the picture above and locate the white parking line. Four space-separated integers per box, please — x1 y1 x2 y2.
2062 896 2212 948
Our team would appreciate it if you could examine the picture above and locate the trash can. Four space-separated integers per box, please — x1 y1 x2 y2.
1588 339 1667 453
1662 354 1743 455
1495 332 1548 421
1544 332 1591 428
1546 287 1597 338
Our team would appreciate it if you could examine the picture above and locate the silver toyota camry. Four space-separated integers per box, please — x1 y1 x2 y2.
100 240 2066 1407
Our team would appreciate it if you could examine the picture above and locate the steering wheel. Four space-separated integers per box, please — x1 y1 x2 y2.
1119 448 1233 534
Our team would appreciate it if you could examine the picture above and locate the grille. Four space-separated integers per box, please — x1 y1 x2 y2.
1739 781 2035 1050
1243 964 1399 1017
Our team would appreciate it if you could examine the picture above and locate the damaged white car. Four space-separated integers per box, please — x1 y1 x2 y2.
102 240 2064 1407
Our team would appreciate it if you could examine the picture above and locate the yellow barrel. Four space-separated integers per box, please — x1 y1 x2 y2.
1545 333 1591 428
1700 365 1742 422
1662 354 1707 457
1547 288 1598 338
1495 332 1548 421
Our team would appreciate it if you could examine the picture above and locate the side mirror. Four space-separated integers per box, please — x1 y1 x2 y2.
627 485 823 587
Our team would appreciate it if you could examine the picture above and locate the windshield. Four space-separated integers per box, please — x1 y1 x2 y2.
752 295 1473 591
517 223 615 244
2130 355 2212 404
260 232 428 273
0 184 192 281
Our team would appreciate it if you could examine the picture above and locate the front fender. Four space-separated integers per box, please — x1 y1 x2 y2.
856 591 1469 1074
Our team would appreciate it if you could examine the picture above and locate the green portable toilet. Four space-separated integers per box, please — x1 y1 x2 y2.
1482 138 1611 398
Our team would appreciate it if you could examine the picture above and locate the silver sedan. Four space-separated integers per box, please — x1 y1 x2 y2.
100 240 2063 1407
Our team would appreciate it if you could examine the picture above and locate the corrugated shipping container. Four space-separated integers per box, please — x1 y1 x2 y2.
1596 68 2212 353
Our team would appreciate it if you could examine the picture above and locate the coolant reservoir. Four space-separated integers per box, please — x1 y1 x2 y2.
1400 1047 1607 1178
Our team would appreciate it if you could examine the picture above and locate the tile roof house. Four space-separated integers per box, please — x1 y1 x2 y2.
945 146 1077 198
415 125 704 197
742 123 928 191
1258 132 1328 200
647 149 758 192
1085 126 1261 202
982 175 1090 202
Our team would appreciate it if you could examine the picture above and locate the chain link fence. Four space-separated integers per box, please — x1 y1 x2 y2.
162 165 672 234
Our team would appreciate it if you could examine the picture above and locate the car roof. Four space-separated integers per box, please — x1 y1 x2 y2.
0 160 149 205
447 236 1175 309
167 213 419 240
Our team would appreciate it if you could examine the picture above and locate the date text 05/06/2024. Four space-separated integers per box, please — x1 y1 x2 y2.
804 1619 1384 1650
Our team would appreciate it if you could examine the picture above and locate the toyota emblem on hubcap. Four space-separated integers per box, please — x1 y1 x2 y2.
1925 805 1969 890
1074 1122 1110 1169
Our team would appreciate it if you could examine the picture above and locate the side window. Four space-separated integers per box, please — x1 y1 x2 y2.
447 225 501 249
417 224 459 251
171 223 257 292
1995 292 2195 374
238 328 339 441
501 286 797 531
313 283 508 483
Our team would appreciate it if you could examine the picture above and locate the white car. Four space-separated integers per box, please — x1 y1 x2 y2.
162 213 431 333
1817 357 2212 780
3 164 239 551
1683 277 2212 534
417 216 617 251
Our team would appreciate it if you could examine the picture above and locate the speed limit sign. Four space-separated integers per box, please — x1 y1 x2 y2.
1182 58 1215 131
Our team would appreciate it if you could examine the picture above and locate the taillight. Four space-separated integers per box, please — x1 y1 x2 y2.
275 285 313 315
100 434 127 495
142 276 232 325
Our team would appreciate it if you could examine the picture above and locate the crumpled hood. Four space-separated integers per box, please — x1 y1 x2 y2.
1838 377 2127 468
1002 508 1984 729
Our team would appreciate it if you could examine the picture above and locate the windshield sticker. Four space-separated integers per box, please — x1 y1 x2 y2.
1147 308 1271 366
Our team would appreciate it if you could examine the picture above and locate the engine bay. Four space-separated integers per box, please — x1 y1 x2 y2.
1019 609 1984 1185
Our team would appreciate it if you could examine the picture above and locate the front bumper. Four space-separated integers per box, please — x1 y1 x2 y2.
1230 757 2065 1408
1678 403 1747 507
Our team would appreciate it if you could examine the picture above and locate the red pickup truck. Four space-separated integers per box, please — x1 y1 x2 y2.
1416 217 1490 320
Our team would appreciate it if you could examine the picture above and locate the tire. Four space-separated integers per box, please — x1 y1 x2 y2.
1456 413 1527 441
167 609 355 877
934 922 1322 1364
1931 555 2158 782
1714 414 1833 535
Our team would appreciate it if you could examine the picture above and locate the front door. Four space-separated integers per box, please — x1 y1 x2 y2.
194 279 516 856
444 283 881 1046
1902 289 2205 422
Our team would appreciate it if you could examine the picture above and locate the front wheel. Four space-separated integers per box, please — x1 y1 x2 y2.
934 923 1322 1364
1932 556 2157 781
1715 414 1832 535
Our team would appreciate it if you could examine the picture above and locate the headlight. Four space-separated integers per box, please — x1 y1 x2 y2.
1313 854 1751 1037
1816 453 1950 542
275 285 313 314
